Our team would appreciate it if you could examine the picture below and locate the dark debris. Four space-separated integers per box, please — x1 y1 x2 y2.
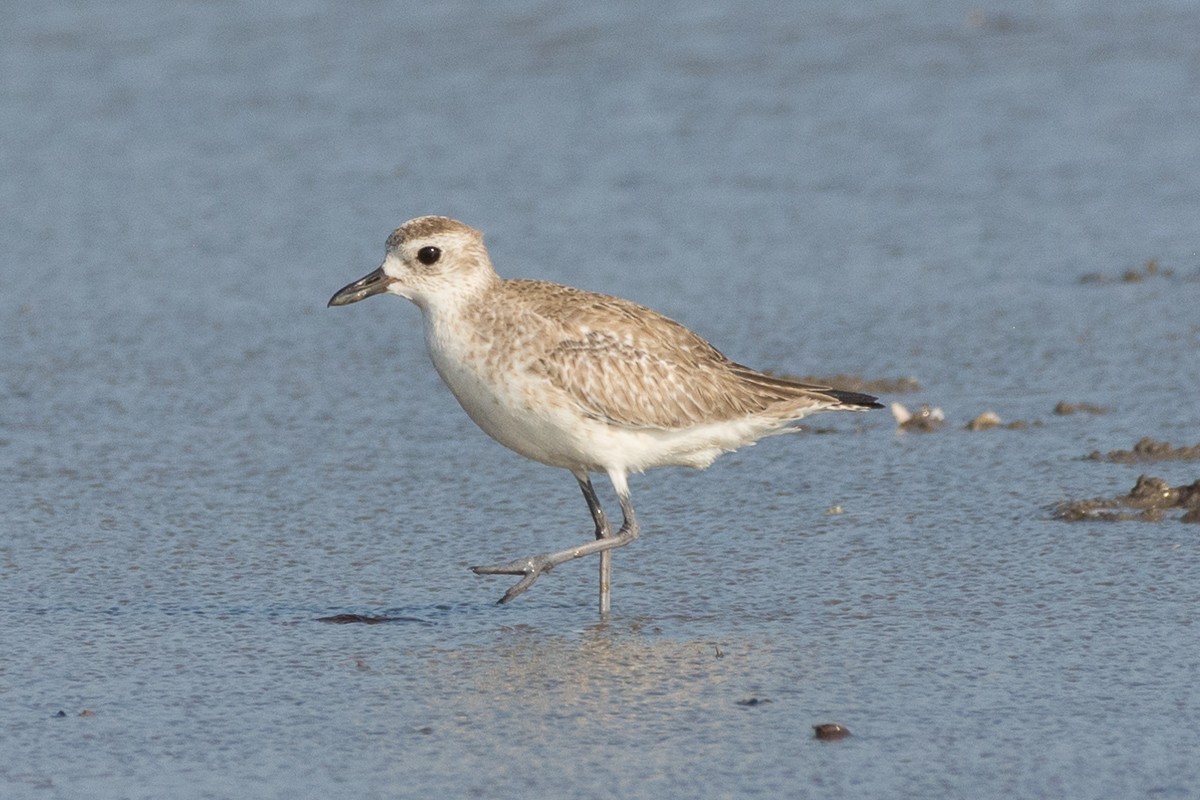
1054 475 1200 523
1087 438 1200 464
1054 401 1109 415
1079 258 1173 284
317 613 424 624
813 723 851 741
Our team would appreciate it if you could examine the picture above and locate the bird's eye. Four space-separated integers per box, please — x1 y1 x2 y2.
417 246 441 266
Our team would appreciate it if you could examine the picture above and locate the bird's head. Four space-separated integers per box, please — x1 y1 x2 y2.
328 216 496 312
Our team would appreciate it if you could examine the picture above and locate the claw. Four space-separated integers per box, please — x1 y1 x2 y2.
497 573 536 604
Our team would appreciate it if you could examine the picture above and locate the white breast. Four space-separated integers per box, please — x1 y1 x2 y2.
423 315 584 468
421 308 787 475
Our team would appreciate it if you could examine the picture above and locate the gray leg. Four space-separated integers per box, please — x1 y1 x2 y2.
471 472 639 608
576 473 614 617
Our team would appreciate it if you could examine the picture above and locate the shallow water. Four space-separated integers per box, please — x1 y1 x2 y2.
3 1 1200 797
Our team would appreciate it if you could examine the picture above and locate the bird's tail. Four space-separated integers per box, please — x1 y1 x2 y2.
819 387 885 410
729 365 884 412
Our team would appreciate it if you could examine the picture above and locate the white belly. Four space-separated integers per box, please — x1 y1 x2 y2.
423 316 788 475
429 344 779 476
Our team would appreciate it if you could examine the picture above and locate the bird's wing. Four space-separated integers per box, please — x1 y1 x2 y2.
522 288 847 430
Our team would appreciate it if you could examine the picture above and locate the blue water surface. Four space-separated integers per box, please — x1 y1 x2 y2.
2 1 1199 798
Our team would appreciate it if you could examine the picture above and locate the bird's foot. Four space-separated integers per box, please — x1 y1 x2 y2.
470 553 558 604
470 526 638 606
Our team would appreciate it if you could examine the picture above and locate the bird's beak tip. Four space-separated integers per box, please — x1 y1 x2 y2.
328 266 392 307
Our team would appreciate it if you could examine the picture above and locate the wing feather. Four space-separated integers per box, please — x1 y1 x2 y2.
509 281 868 430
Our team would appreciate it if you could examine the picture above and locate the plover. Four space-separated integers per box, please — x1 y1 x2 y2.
328 216 881 614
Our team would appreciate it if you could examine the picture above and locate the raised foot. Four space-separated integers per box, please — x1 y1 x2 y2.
469 554 559 604
469 521 638 606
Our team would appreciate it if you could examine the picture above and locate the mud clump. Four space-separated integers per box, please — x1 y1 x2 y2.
1079 258 1172 284
1054 475 1200 523
965 411 1002 431
736 697 773 707
813 723 851 741
1054 401 1109 415
963 411 1039 431
1087 437 1200 464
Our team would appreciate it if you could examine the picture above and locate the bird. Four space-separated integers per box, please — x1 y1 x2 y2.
328 216 882 615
